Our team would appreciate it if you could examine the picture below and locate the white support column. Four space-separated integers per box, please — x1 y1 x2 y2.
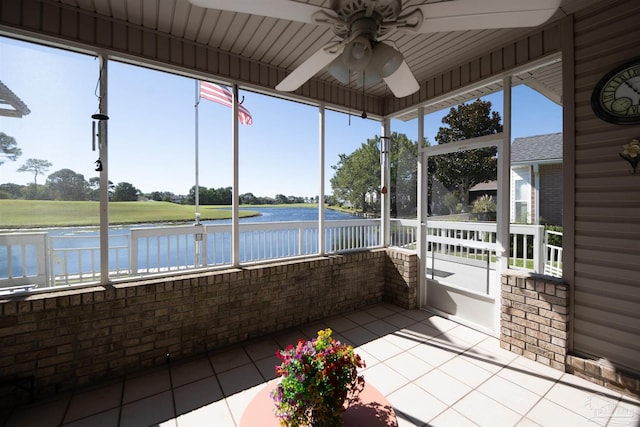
498 80 513 266
232 84 240 266
98 55 109 284
416 107 427 308
318 105 326 255
381 118 391 247
533 163 540 224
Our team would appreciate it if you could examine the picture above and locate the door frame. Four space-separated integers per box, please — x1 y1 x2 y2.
418 132 509 335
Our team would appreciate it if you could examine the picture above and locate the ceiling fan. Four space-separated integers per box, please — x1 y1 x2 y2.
187 0 561 98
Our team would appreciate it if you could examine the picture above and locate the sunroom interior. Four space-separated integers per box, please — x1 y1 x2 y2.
1 0 639 425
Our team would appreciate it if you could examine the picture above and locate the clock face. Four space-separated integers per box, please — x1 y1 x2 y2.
591 59 640 124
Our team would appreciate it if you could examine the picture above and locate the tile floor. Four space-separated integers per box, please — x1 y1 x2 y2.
2 303 639 427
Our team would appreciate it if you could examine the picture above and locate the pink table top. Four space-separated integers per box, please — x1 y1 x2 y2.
239 379 397 427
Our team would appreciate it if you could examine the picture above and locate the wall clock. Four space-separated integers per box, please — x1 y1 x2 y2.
591 58 640 124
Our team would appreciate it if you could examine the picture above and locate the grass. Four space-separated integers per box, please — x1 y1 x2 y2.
0 200 260 228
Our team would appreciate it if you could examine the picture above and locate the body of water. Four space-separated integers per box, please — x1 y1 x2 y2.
2 207 367 286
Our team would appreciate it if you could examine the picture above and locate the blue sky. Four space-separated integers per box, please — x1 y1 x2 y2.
0 36 562 198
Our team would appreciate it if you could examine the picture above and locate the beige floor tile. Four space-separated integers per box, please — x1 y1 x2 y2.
253 353 280 381
209 346 251 374
224 383 265 425
515 417 543 427
175 399 235 427
120 390 174 427
340 325 379 346
430 408 479 427
364 304 398 319
407 339 459 367
64 381 123 423
359 336 404 362
545 379 620 426
401 321 444 342
323 315 359 333
526 398 600 427
477 375 542 415
453 390 521 427
217 363 264 397
414 369 472 406
385 351 434 381
5 394 70 427
446 324 491 347
242 337 281 362
387 383 448 425
62 408 119 427
497 361 559 396
466 336 518 367
273 328 309 349
363 318 401 336
123 366 171 404
344 309 378 326
362 363 408 396
383 330 422 351
174 375 224 415
422 315 459 333
353 347 380 369
439 356 493 389
383 312 419 329
170 356 214 388
610 397 640 427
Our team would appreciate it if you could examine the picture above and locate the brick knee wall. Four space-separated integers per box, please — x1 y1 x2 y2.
500 271 568 371
384 248 417 309
501 271 640 400
566 355 640 399
1 249 403 408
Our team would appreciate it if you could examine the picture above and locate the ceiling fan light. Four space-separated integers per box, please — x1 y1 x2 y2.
370 42 403 78
327 57 351 84
342 36 372 71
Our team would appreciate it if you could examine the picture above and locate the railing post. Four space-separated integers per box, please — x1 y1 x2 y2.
536 225 546 274
130 231 138 275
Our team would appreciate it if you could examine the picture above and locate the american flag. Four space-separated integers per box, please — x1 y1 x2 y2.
199 81 253 125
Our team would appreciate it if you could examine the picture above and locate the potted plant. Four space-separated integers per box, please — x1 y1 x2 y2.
271 328 366 427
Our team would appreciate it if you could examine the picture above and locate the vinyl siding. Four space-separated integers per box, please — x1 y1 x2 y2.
571 0 640 373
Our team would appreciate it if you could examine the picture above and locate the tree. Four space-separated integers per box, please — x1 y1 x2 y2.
112 182 140 201
331 137 380 212
0 183 25 199
433 99 502 209
88 177 114 201
240 192 258 204
46 168 89 201
17 158 52 198
0 133 22 166
330 132 423 214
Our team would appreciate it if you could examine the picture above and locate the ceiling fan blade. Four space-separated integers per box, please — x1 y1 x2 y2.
276 44 344 92
187 0 331 25
414 0 561 33
383 61 420 98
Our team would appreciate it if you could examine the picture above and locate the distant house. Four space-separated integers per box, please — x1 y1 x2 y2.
511 132 563 225
468 132 563 225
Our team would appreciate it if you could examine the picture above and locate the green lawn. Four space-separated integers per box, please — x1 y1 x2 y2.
0 200 260 228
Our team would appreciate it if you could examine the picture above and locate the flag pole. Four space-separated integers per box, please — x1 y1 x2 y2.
194 80 201 225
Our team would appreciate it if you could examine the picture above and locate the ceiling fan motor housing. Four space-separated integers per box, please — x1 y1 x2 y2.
330 0 402 39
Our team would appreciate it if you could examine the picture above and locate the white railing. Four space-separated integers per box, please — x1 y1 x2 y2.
0 219 561 293
544 229 563 278
389 219 552 274
0 232 48 293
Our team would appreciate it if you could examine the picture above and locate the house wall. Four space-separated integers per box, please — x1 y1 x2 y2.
539 163 563 226
568 0 640 376
0 248 416 408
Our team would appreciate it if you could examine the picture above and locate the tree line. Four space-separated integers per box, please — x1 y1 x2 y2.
2 99 501 211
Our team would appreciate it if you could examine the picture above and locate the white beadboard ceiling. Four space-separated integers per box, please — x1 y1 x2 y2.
51 0 595 113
